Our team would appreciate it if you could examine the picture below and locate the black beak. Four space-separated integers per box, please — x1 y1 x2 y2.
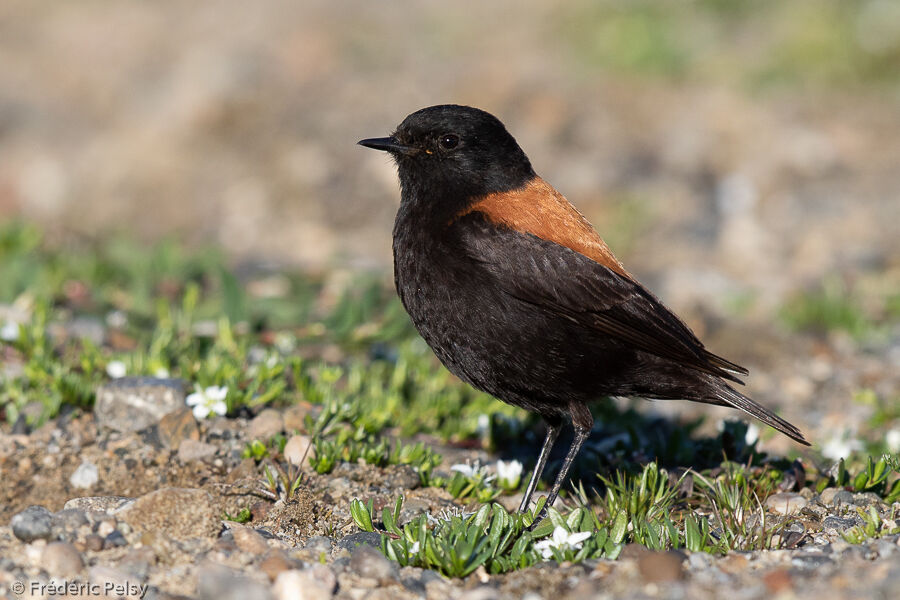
357 137 419 156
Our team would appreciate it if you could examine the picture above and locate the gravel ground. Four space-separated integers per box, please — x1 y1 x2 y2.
1 369 899 600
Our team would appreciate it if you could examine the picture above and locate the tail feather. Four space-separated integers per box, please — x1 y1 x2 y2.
704 351 750 378
714 385 810 446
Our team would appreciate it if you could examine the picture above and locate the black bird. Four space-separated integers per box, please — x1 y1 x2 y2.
359 104 809 520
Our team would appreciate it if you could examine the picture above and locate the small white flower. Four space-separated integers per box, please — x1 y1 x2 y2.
105 310 127 328
822 432 864 461
476 414 490 436
745 424 760 445
886 429 900 454
106 360 127 379
155 367 171 378
409 541 420 554
534 526 593 559
186 385 229 419
496 460 523 490
0 321 19 342
451 463 476 478
450 460 494 482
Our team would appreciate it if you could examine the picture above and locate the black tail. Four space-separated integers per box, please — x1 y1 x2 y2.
713 384 810 446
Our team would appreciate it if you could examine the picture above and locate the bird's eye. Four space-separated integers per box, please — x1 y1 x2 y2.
439 134 460 150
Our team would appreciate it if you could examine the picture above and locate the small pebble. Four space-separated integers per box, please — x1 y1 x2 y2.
248 409 284 440
349 545 396 583
766 492 808 515
11 506 53 542
273 569 331 600
158 407 200 449
85 534 105 552
117 487 220 540
64 496 134 513
104 529 128 549
459 587 500 600
820 488 853 506
260 551 295 581
637 550 685 582
197 565 273 600
304 536 333 556
95 377 186 433
70 460 100 488
284 435 313 465
177 439 217 462
42 541 84 577
232 526 269 555
51 508 90 539
337 532 382 553
96 519 117 538
283 403 311 433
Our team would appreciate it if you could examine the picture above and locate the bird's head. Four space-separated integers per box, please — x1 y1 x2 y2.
359 105 535 214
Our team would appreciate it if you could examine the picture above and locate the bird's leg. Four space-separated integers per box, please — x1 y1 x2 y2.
527 404 593 529
517 417 561 513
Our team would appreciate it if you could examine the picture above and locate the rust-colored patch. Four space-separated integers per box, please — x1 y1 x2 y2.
459 177 629 276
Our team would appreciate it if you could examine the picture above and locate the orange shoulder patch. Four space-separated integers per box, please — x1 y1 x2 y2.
459 177 629 277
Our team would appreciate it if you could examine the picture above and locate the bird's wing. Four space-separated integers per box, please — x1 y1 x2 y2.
454 213 747 383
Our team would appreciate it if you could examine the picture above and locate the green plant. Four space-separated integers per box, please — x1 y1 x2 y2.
842 505 900 544
349 496 621 577
224 508 252 523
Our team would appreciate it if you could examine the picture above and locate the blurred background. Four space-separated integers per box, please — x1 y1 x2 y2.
1 0 898 445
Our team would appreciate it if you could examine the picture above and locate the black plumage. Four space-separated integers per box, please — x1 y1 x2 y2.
359 104 809 521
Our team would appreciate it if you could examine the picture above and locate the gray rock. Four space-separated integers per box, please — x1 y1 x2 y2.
104 529 128 549
197 565 273 600
50 508 90 542
42 541 84 577
117 487 220 541
273 569 333 600
64 496 134 514
95 377 187 433
11 505 53 542
304 536 333 556
177 439 217 462
823 516 860 532
158 407 200 449
874 539 898 558
852 492 884 506
52 508 89 531
247 408 284 440
819 487 853 506
349 545 396 583
231 526 269 555
790 553 833 569
337 531 382 553
384 464 421 490
70 460 99 488
459 587 500 600
687 551 713 570
636 550 685 582
765 492 808 515
118 547 155 580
